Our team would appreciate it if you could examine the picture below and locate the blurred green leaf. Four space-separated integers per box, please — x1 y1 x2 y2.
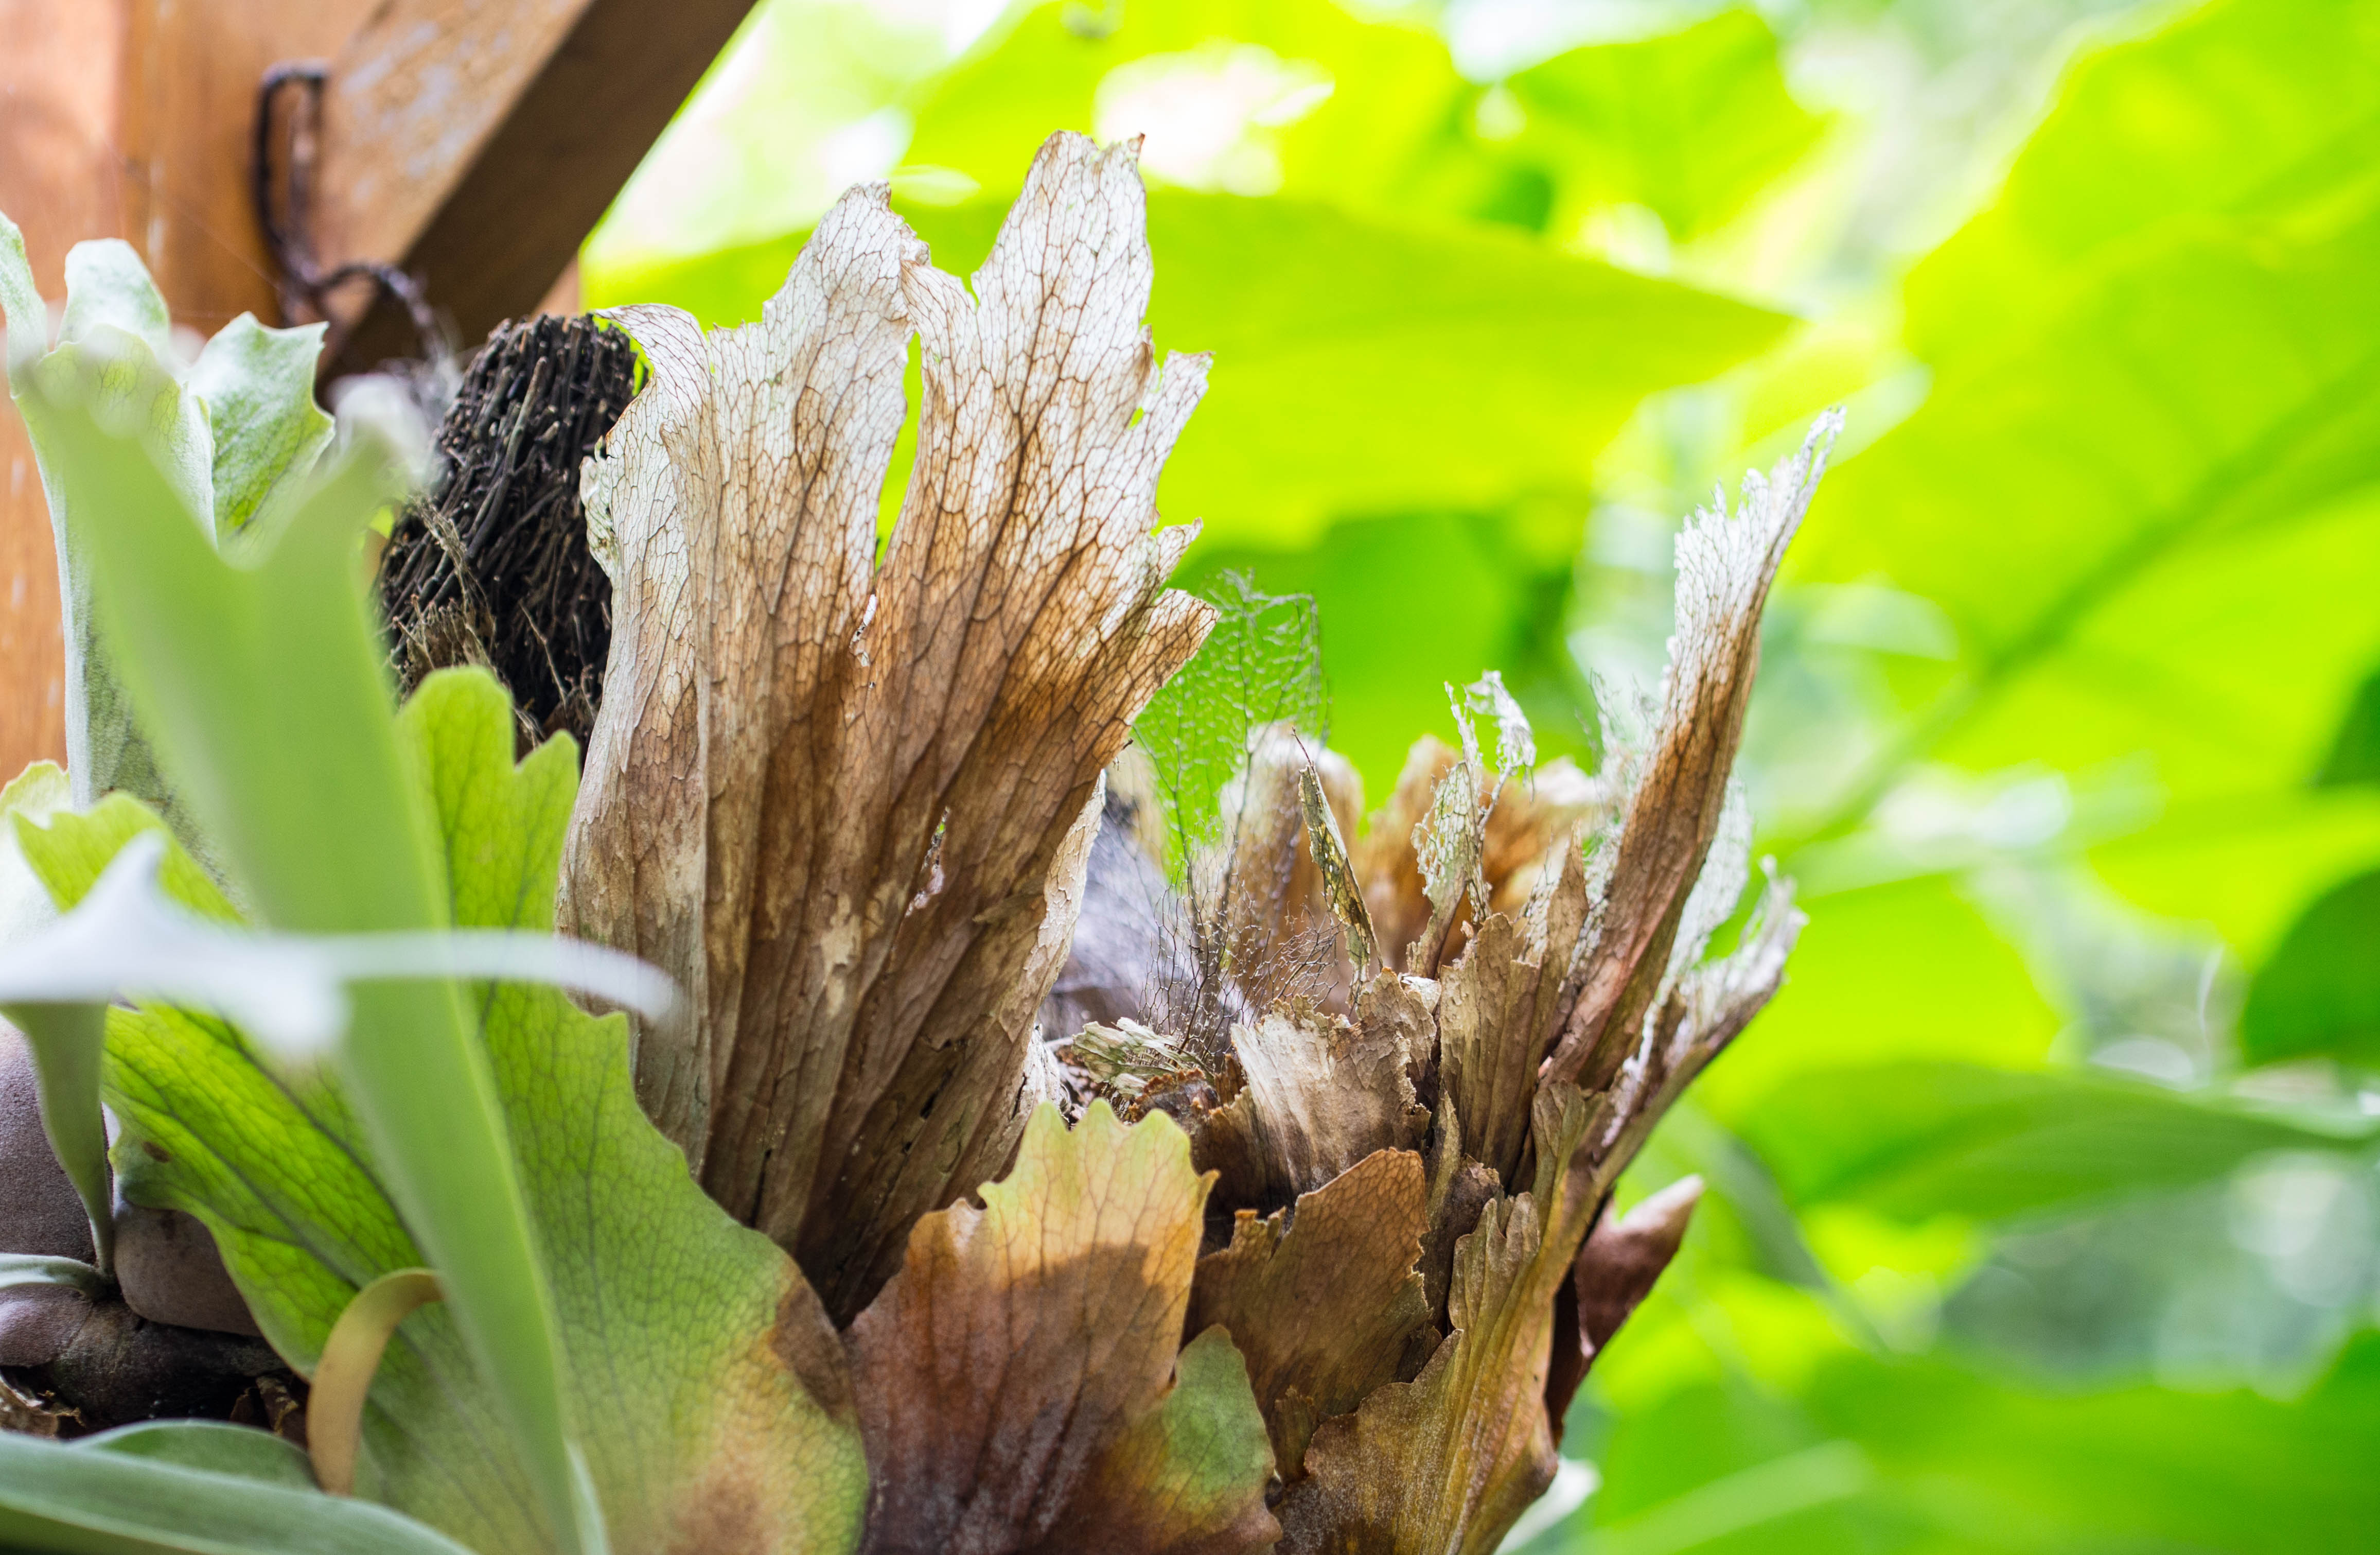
1696 876 2061 1126
1741 1060 2377 1224
1905 0 2380 367
20 674 867 1555
1504 9 1825 242
903 0 1468 211
17 380 599 1555
594 191 1790 552
1589 1332 2380 1553
2316 663 2380 787
1794 0 2380 959
2240 866 2380 1067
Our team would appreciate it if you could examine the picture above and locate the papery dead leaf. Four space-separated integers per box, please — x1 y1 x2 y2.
845 1102 1274 1555
1300 763 1377 974
1356 741 1607 979
1187 1147 1430 1478
563 133 1215 1316
1274 1086 1613 1555
1543 412 1840 1089
1434 848 1588 1194
1226 1007 1429 1202
1543 1173 1703 1438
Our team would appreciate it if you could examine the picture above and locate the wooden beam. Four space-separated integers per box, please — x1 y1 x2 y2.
0 0 373 780
318 0 759 370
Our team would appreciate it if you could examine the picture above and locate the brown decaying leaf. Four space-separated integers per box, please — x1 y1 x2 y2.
1097 416 1830 1551
1434 845 1588 1193
1299 761 1377 974
1273 1086 1614 1555
552 117 1829 1548
561 132 1216 1317
1543 412 1841 1089
1187 1147 1430 1479
845 1101 1275 1555
1544 1173 1704 1439
1354 740 1608 978
1219 1004 1430 1204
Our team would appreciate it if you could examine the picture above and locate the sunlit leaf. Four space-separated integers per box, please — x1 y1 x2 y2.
2239 867 2380 1067
19 674 868 1554
16 374 601 1555
0 1423 473 1554
1591 1331 2380 1553
1741 1060 2378 1224
1504 9 1825 241
1792 0 2380 964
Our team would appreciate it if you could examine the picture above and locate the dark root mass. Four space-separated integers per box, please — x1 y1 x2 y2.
378 313 640 747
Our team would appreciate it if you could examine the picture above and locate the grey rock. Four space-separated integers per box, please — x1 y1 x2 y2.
0 1282 94 1368
14 1296 281 1429
0 1023 96 1261
114 1198 261 1338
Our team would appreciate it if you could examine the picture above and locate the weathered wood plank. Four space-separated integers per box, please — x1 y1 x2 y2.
1 0 374 780
2 0 128 779
319 0 757 369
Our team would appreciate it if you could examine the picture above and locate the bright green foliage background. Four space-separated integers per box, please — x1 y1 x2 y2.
585 0 2380 1547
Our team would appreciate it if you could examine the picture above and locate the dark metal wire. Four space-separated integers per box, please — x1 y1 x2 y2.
252 63 451 363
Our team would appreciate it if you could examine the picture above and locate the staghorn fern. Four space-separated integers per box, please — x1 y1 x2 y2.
560 131 1835 1551
0 132 1838 1555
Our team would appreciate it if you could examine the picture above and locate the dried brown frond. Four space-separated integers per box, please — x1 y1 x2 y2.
562 134 1215 1319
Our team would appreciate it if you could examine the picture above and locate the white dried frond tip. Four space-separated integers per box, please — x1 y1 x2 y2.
1665 408 1843 703
1462 670 1536 779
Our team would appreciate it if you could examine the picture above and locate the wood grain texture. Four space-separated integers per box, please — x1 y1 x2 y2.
1 0 372 781
0 0 120 779
320 0 757 368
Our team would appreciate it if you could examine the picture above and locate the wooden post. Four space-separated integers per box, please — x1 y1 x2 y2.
0 0 375 779
1 0 753 781
0 0 120 776
318 0 755 370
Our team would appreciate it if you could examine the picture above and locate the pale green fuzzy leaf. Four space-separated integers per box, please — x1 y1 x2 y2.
187 313 334 540
0 762 71 948
0 1425 476 1555
0 228 210 840
14 379 597 1555
0 211 46 363
20 673 869 1555
80 1421 314 1488
57 240 175 363
0 1252 104 1295
0 826 668 1060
